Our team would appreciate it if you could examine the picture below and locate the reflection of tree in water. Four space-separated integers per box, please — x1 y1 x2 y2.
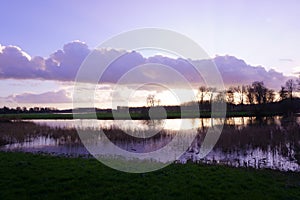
187 116 300 169
101 128 175 153
0 120 81 146
280 115 298 127
141 119 165 130
2 117 300 170
0 120 176 154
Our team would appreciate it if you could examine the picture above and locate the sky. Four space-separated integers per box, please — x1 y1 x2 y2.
1 0 300 109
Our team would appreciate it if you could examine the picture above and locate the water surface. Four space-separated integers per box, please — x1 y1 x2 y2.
0 116 299 171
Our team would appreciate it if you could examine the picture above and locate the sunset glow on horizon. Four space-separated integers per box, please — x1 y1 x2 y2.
1 1 300 109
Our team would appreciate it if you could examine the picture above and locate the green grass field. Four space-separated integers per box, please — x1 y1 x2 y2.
0 152 299 200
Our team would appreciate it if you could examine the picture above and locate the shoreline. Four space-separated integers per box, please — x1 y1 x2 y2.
1 149 299 173
0 111 289 120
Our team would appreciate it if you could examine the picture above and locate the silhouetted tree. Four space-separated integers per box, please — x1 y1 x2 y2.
3 106 10 113
245 85 255 104
22 107 27 112
266 89 275 103
285 79 297 100
156 99 161 106
197 86 209 104
16 107 22 113
252 81 267 104
226 87 235 104
146 95 161 107
234 85 246 105
279 86 288 101
147 95 155 107
208 87 216 104
214 91 226 103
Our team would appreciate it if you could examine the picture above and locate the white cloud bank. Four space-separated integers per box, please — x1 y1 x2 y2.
0 41 294 89
8 90 71 104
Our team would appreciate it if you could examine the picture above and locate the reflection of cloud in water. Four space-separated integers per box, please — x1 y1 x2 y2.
27 117 274 131
2 116 300 172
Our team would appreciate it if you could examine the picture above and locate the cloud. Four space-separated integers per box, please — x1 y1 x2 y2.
9 90 71 103
279 58 294 62
0 45 36 79
212 55 292 89
0 42 294 89
46 41 91 81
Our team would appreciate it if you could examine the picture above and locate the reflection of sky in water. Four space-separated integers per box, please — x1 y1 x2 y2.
26 117 256 131
1 116 300 172
181 147 299 172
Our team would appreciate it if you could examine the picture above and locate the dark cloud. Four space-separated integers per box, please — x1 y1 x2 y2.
0 42 294 89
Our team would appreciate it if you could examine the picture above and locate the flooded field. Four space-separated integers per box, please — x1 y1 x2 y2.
0 116 299 171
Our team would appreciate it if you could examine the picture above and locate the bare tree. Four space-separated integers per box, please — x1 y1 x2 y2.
234 85 246 105
214 91 226 103
285 79 297 100
266 89 275 103
156 99 161 106
147 95 155 107
197 86 209 104
226 87 235 104
147 95 161 107
279 86 288 101
252 81 267 104
245 85 255 104
208 87 216 104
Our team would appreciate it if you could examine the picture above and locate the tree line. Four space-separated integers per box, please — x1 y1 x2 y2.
1 78 300 115
197 78 300 105
0 106 58 114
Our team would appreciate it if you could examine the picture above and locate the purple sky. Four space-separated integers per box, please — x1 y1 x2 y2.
1 1 300 108
1 0 300 74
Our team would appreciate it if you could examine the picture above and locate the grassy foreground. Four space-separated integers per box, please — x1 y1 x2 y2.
0 152 299 200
